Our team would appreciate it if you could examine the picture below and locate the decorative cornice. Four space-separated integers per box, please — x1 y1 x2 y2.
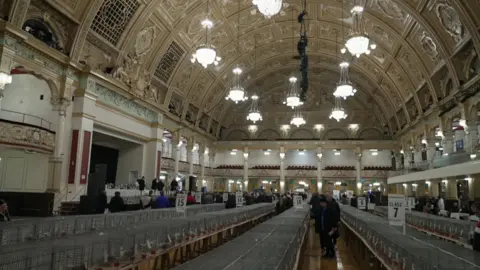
213 140 398 150
0 120 55 152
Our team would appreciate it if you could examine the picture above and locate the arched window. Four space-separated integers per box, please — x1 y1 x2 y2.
22 19 62 52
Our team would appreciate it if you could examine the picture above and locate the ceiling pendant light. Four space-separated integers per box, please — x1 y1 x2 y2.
246 94 262 123
252 0 283 18
334 61 356 99
290 106 306 127
226 67 247 103
190 1 221 68
283 76 303 108
329 97 348 122
342 5 376 58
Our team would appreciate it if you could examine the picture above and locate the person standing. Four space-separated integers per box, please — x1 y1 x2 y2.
0 200 11 221
316 197 338 258
471 201 480 252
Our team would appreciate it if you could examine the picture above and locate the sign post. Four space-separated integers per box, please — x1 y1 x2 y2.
235 192 243 207
406 197 415 211
388 194 406 235
293 195 303 209
194 192 202 204
175 193 187 214
357 197 366 210
223 193 228 203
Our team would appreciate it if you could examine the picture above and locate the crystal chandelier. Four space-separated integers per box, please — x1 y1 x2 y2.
290 106 306 127
342 6 376 58
252 0 283 18
334 61 356 99
329 97 347 122
190 2 221 68
226 67 248 103
283 76 303 108
246 94 262 123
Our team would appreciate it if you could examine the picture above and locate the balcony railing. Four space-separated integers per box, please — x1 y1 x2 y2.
388 151 480 177
0 109 54 131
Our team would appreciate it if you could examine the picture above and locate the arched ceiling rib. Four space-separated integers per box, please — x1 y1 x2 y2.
55 0 479 136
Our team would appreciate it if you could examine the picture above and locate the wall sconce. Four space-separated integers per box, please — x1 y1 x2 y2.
298 150 305 155
470 154 477 160
400 149 404 154
425 181 431 185
442 179 448 183
314 124 324 132
335 181 342 185
280 125 291 136
248 125 258 134
316 153 322 159
334 152 340 156
279 152 285 159
228 180 234 183
243 152 249 159
348 124 359 132
459 119 466 127
262 180 268 184
371 152 378 156
356 182 362 188
465 177 472 181
402 183 407 187
412 184 418 187
421 139 427 144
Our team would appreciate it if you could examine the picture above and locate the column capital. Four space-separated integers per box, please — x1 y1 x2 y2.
51 97 71 116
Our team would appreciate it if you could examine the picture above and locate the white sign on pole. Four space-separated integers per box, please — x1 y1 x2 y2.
194 192 202 203
357 197 366 210
332 190 340 201
175 194 187 213
235 192 243 207
293 195 303 208
388 194 406 226
223 193 228 202
346 190 354 199
406 197 415 211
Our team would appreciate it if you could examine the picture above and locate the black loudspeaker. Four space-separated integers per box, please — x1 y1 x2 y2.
87 164 107 197
79 195 96 215
188 176 196 192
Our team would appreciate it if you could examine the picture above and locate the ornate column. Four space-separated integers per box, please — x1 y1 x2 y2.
316 147 323 193
0 43 14 110
406 183 413 196
243 147 249 188
440 117 454 155
199 145 206 182
355 146 362 193
279 146 286 193
465 120 478 154
145 118 164 183
172 138 181 180
426 139 437 162
9 0 31 27
47 97 70 192
394 152 402 170
429 180 439 198
446 179 458 200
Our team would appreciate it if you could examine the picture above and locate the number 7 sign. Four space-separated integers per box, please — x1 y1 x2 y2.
388 194 405 226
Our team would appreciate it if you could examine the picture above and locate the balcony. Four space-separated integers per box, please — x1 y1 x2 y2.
212 168 389 179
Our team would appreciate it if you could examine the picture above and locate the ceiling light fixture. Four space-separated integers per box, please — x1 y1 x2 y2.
342 6 376 58
329 97 347 122
190 3 221 68
226 67 247 103
252 0 283 18
290 106 306 127
283 76 303 108
246 94 262 123
334 61 356 99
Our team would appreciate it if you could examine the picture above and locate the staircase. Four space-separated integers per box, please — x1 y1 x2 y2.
57 201 80 215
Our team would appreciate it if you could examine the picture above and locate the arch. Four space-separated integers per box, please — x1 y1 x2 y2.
224 129 249 141
22 18 63 52
10 66 60 99
257 129 281 140
322 129 349 140
357 128 384 140
290 129 315 140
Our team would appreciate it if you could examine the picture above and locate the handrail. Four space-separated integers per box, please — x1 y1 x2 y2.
70 185 87 202
49 185 69 215
0 108 54 131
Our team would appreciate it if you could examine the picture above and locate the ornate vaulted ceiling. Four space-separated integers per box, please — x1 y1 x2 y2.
6 0 480 140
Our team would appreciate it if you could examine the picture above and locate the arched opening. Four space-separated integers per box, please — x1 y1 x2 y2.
22 19 62 52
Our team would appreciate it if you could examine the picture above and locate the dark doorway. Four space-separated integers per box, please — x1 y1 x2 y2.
90 144 119 184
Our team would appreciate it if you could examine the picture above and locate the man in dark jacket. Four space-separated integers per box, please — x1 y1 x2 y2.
108 192 126 213
0 200 11 221
315 197 338 258
326 192 341 247
471 201 480 252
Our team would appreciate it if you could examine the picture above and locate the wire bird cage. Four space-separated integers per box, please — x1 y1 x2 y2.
0 203 275 270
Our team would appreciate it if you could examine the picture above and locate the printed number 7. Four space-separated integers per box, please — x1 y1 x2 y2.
393 207 398 217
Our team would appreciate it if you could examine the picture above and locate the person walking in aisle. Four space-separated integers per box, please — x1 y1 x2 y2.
316 197 338 259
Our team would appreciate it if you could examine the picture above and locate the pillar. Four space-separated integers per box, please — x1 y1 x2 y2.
442 130 454 155
47 97 70 192
0 44 14 110
394 152 402 170
465 120 478 154
171 138 181 189
406 183 413 196
396 184 403 194
243 147 248 186
145 123 163 183
446 179 458 200
355 146 361 192
404 150 412 168
199 146 206 187
316 147 323 193
67 92 95 197
279 147 286 193
187 142 195 192
426 139 436 162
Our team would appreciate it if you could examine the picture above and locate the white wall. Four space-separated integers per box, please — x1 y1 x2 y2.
215 151 245 165
116 144 144 185
249 150 280 165
284 150 316 166
361 150 392 166
95 105 151 139
0 148 49 192
1 74 57 131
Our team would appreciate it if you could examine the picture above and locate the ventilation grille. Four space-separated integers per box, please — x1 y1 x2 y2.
154 41 185 83
91 0 140 45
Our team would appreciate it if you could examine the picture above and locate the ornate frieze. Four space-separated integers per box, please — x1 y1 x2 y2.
0 120 55 151
193 164 201 174
212 168 388 179
161 157 174 170
178 161 189 173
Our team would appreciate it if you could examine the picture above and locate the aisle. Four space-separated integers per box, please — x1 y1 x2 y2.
300 222 360 270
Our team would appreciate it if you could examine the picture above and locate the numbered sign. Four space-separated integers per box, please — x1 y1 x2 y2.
176 194 187 213
293 195 303 208
388 194 406 226
223 193 228 202
235 192 243 207
346 190 354 199
407 197 415 211
195 192 202 203
357 197 366 210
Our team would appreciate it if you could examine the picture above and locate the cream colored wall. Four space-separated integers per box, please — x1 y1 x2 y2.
0 148 49 192
116 144 145 185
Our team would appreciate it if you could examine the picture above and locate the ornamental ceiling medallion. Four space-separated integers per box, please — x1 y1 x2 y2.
435 3 466 43
375 0 405 20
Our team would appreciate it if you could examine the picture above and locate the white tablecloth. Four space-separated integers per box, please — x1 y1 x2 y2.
450 212 469 220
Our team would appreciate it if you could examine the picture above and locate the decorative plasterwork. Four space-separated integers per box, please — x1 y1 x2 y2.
214 139 398 150
0 120 55 152
212 169 388 179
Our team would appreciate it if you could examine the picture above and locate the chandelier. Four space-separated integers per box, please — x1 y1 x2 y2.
283 76 303 108
342 6 376 58
246 94 262 123
334 61 356 99
252 0 283 18
226 67 248 103
190 3 221 68
329 97 347 122
290 106 306 127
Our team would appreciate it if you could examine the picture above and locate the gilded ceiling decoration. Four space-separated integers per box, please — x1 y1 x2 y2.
5 0 480 139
